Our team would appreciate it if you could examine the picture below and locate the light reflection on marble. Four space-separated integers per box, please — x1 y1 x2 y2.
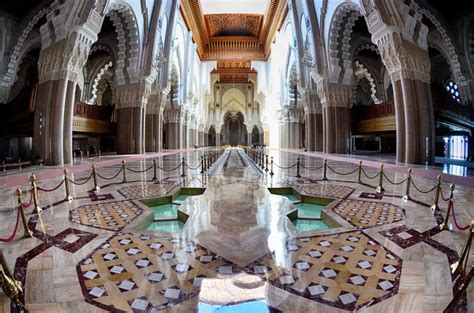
178 148 292 268
0 147 472 312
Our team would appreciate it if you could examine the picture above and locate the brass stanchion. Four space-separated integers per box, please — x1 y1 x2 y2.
92 165 100 192
207 154 211 170
440 184 455 231
265 155 269 173
431 175 442 212
153 159 157 181
64 169 73 202
0 250 26 312
16 188 32 238
18 158 21 170
376 163 385 193
357 160 362 184
181 158 186 177
201 156 205 174
451 220 474 275
403 168 412 201
322 159 328 181
30 175 41 213
122 160 127 183
270 157 274 176
296 158 301 178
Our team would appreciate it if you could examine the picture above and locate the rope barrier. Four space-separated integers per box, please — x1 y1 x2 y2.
68 173 94 186
273 162 297 170
185 162 202 170
328 165 359 176
451 201 471 231
361 168 379 180
37 179 65 192
440 187 451 202
23 190 33 209
410 179 438 194
157 164 182 172
126 166 153 173
383 173 409 186
301 164 323 171
97 167 123 180
0 205 20 242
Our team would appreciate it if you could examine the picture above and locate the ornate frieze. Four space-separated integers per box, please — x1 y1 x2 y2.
115 82 151 109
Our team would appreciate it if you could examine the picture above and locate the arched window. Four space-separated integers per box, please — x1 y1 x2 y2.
445 80 461 103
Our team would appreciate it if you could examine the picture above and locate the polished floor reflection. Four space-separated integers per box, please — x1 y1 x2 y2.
0 148 472 312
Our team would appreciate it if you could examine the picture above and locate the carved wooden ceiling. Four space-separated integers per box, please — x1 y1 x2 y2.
180 0 288 61
205 14 263 37
211 61 256 83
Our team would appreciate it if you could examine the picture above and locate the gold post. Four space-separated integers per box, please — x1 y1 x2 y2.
376 163 385 193
30 175 42 213
403 168 412 201
0 249 26 312
431 175 442 212
357 160 362 184
270 157 274 176
153 159 157 180
122 160 127 183
92 165 100 192
450 220 474 275
64 169 73 202
16 188 32 238
201 156 205 174
265 155 269 173
440 184 455 231
322 159 328 181
181 157 186 177
296 158 301 178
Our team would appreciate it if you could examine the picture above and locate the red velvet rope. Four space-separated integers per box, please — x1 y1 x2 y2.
22 190 33 208
450 201 470 231
0 205 21 242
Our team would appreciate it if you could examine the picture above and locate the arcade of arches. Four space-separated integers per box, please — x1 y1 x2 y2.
1 0 474 312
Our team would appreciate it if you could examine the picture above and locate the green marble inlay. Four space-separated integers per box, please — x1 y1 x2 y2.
292 219 331 232
152 203 181 219
294 202 325 218
146 220 184 233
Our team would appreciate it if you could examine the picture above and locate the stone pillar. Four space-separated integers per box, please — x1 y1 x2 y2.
216 127 221 147
305 112 316 151
116 83 150 154
63 80 76 164
368 16 434 164
317 81 351 154
33 27 95 165
314 111 323 151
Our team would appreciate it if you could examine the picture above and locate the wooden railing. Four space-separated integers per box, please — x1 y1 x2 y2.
351 102 395 121
74 101 114 121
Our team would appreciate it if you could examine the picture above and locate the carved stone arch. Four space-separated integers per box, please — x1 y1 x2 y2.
408 2 467 86
353 60 380 104
327 2 363 84
106 1 140 86
2 2 55 89
351 42 379 62
10 37 42 87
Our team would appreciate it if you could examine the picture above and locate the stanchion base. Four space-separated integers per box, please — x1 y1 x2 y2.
402 195 410 201
34 207 43 214
296 175 301 178
24 229 33 238
376 186 385 194
430 204 440 211
439 222 451 231
94 186 101 192
66 196 74 202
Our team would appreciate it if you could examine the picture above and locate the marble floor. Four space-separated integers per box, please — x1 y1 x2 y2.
0 147 473 312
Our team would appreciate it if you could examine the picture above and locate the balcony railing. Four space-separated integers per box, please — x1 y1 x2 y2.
74 101 114 121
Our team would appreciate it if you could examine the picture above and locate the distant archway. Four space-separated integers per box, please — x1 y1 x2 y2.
222 111 246 146
252 126 260 145
208 126 216 146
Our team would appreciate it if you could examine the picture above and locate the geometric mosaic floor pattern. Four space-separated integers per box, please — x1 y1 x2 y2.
297 184 355 199
245 231 402 311
76 233 236 312
118 181 181 200
330 200 405 228
70 200 143 231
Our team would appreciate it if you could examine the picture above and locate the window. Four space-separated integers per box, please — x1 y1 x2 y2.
445 80 461 103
